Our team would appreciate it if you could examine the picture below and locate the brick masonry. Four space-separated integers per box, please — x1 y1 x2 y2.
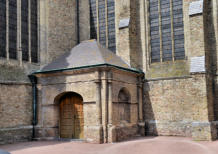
0 0 218 144
0 84 32 144
144 74 216 140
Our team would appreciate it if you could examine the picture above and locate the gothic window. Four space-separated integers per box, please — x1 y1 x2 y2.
90 0 97 39
149 0 185 63
0 0 6 58
107 0 116 52
98 0 106 46
90 0 116 53
0 0 38 63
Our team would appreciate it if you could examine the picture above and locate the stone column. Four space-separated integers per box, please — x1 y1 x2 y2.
107 71 116 143
95 72 102 125
210 0 218 139
39 0 48 65
115 0 141 69
94 71 103 143
40 0 77 63
115 0 131 64
79 0 90 42
188 0 217 141
137 77 143 122
101 71 108 143
137 76 145 136
108 74 113 125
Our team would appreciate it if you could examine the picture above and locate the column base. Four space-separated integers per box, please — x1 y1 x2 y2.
138 122 145 136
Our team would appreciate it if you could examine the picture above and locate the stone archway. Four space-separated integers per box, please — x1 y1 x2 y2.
59 92 84 139
117 87 131 123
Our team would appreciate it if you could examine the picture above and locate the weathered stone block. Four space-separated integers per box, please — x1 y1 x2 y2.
192 122 217 141
0 127 32 145
84 125 103 143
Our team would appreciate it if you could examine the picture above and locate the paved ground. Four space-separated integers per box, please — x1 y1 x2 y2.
1 136 218 154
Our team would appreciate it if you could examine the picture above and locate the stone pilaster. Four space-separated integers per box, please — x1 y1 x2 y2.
189 0 217 141
107 71 116 143
115 0 141 69
78 0 90 42
94 71 103 143
101 71 108 143
137 76 145 136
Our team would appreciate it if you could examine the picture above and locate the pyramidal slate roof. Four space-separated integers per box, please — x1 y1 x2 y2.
39 40 140 73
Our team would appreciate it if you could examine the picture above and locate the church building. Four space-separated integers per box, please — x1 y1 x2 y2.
0 0 218 144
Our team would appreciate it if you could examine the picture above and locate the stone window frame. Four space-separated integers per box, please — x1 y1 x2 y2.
145 0 185 64
0 0 39 64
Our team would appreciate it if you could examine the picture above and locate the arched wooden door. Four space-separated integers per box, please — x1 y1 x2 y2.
60 93 84 139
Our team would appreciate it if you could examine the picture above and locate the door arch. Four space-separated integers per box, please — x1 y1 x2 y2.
59 92 84 139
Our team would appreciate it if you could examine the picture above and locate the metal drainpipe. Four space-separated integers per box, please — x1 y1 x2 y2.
77 0 80 44
28 75 38 140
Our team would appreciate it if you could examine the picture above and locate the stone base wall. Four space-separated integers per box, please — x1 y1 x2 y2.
145 121 192 137
34 127 59 140
0 84 32 127
108 124 139 142
192 122 217 141
0 126 32 145
35 126 104 143
0 83 33 144
144 74 216 140
84 126 103 143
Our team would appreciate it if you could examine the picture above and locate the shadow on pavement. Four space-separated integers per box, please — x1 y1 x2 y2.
0 141 65 152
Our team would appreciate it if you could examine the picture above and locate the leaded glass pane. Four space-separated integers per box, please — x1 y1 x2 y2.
31 0 38 63
9 0 17 59
173 0 185 60
161 0 172 61
21 0 29 61
107 0 116 52
90 0 97 39
149 0 185 63
150 0 160 62
0 0 6 58
98 0 106 46
89 0 116 53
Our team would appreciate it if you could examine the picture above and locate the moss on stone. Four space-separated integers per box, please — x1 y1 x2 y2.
145 60 189 79
0 64 29 82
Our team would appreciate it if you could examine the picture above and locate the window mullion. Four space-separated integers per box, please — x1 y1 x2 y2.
158 0 163 63
105 0 108 48
96 0 99 42
170 0 175 62
17 0 22 65
28 0 31 63
6 0 9 60
145 0 151 66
